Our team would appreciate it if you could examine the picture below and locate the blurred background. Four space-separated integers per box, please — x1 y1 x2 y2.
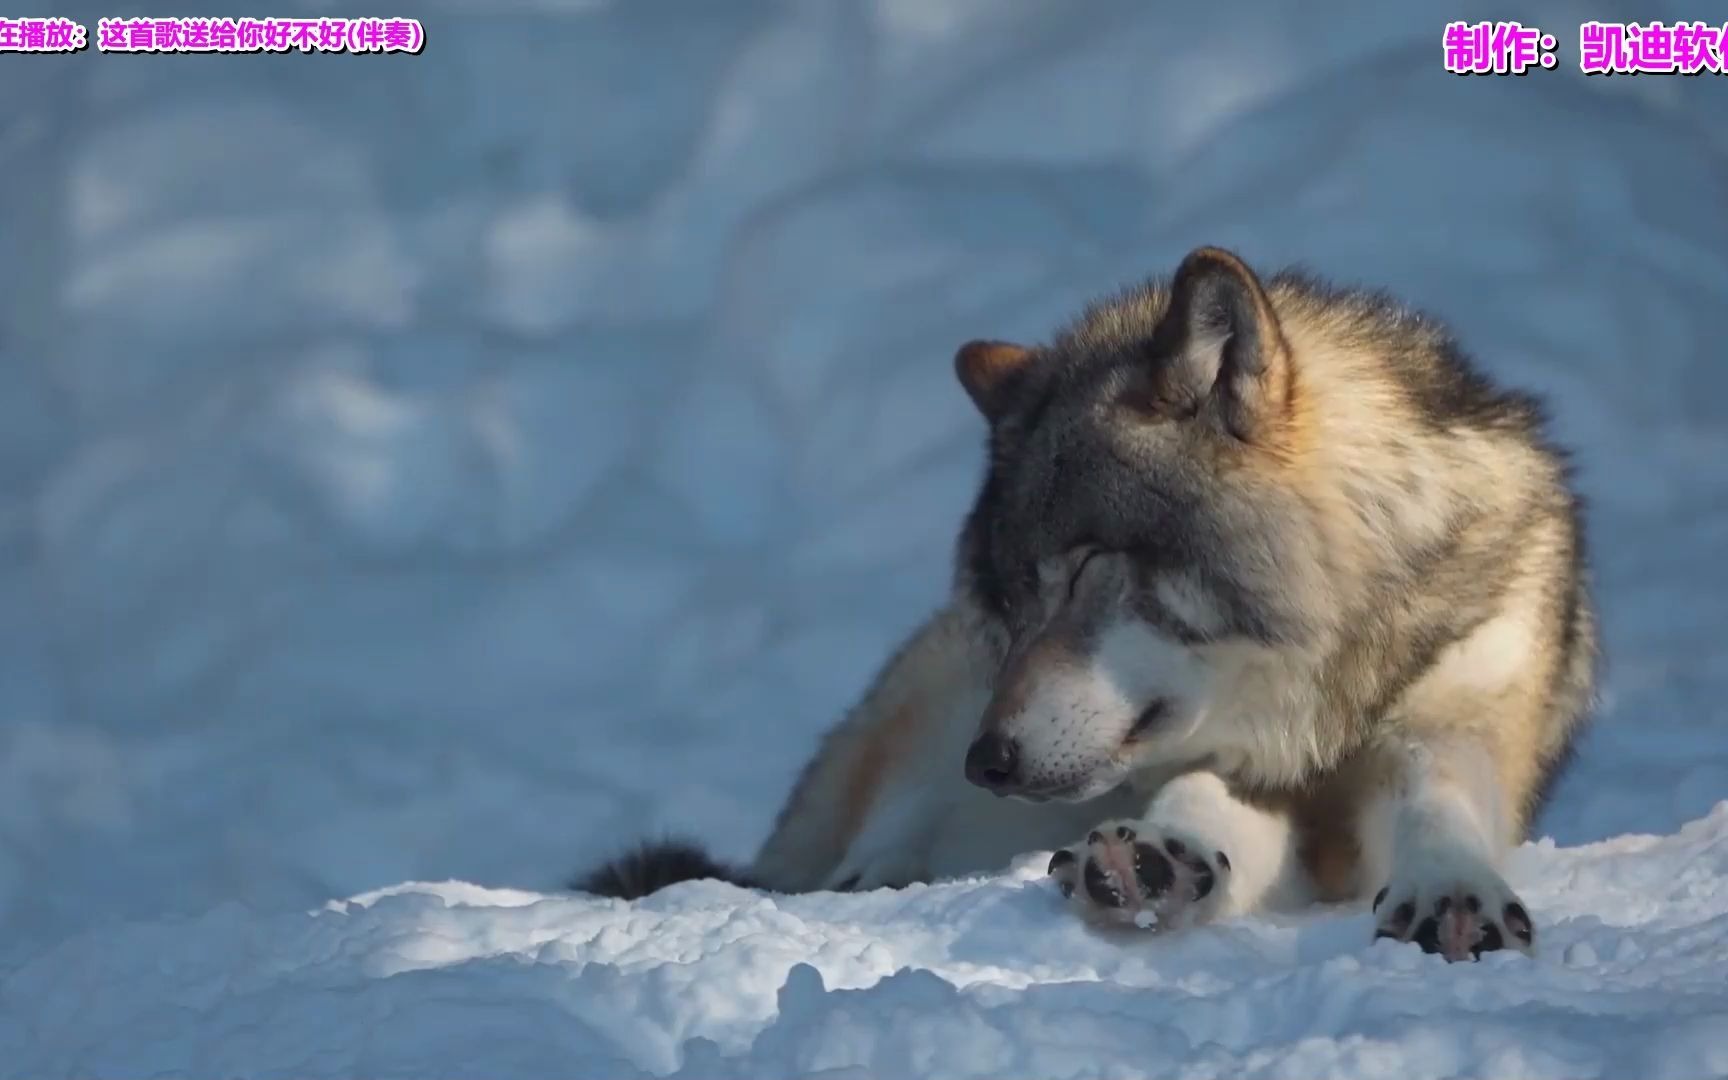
1 0 1725 961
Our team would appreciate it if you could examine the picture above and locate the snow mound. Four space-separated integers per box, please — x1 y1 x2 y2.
5 805 1727 1078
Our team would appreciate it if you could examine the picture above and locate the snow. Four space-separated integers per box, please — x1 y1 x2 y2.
7 810 1728 1078
2 1 1726 1077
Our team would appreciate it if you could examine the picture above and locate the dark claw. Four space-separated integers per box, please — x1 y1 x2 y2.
1504 902 1534 945
1411 916 1442 954
1472 922 1504 957
1215 851 1230 871
1116 825 1135 841
1058 879 1074 898
1084 857 1124 907
1132 842 1173 896
1191 865 1216 900
1386 900 1416 936
1047 849 1076 875
1372 886 1389 911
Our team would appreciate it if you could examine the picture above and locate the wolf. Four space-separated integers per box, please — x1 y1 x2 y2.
577 246 1598 962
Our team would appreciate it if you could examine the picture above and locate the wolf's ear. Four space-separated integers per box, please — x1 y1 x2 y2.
1155 247 1292 442
954 339 1033 423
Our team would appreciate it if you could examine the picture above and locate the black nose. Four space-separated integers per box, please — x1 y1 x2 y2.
965 733 1020 791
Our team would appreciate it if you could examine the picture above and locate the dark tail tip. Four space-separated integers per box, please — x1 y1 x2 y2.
571 837 756 900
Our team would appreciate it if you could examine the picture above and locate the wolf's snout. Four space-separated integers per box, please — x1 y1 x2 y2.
964 732 1020 792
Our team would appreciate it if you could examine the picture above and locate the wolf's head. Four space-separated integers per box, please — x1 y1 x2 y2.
954 246 1337 801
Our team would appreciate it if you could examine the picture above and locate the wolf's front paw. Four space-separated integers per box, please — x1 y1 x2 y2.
1373 849 1534 962
1047 820 1231 932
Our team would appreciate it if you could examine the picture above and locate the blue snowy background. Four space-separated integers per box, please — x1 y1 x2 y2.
1 3 1726 1076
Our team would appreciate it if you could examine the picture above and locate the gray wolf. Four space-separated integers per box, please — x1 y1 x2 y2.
576 246 1597 962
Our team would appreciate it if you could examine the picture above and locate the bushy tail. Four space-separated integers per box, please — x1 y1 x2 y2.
571 837 757 900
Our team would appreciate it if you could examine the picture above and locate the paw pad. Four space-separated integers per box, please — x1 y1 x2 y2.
1132 842 1174 894
1373 884 1535 962
1047 822 1231 931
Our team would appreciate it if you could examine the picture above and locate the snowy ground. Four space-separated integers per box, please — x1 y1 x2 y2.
7 807 1728 1078
2 1 1727 1077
